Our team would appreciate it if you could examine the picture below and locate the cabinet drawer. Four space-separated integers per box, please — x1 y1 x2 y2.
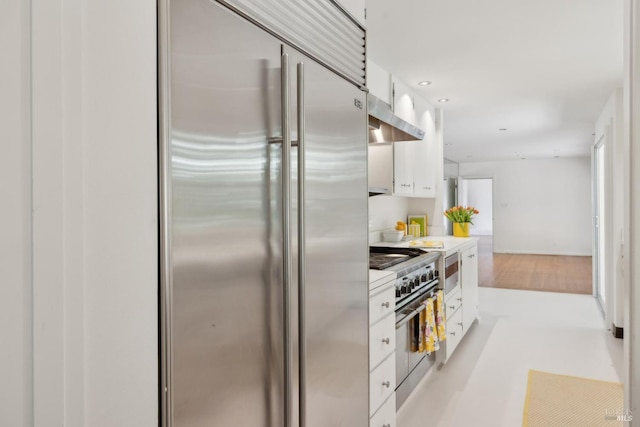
370 284 395 325
444 287 462 319
444 308 464 362
370 393 395 426
370 352 395 417
369 313 395 370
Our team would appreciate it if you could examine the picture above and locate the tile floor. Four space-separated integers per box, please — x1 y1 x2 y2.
396 287 623 427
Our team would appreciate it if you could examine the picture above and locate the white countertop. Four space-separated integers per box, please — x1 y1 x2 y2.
371 236 479 257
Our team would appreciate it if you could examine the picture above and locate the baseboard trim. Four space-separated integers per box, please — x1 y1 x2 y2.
612 324 624 339
492 249 592 257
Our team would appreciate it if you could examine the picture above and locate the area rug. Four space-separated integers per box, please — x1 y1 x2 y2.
522 369 624 426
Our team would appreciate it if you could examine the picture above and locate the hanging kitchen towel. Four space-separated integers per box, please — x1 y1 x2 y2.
418 304 427 352
423 298 439 353
435 289 447 341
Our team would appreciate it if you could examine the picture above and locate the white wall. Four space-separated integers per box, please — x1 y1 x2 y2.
1 1 158 426
595 89 624 330
369 195 409 242
459 158 592 256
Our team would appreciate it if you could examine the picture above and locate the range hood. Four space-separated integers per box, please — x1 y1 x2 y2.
368 93 425 143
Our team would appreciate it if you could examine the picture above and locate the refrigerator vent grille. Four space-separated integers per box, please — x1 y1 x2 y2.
218 0 366 88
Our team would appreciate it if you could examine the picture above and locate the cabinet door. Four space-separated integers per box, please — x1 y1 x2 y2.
391 76 416 126
367 60 391 105
393 141 414 195
461 245 479 332
412 97 437 197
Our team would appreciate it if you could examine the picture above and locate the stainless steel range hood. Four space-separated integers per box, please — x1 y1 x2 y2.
368 93 425 143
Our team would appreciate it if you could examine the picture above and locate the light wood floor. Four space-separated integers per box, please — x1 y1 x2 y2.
477 236 593 294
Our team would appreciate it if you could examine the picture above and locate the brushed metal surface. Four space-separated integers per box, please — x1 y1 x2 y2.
217 0 366 88
284 46 369 427
169 2 284 426
165 2 368 426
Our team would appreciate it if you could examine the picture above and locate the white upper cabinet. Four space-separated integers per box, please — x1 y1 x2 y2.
367 60 391 105
391 76 417 126
336 0 365 26
412 96 437 197
391 77 438 198
393 141 415 195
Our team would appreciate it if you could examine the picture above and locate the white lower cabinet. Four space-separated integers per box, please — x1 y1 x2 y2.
436 241 479 365
369 313 395 368
369 352 395 417
369 393 396 427
369 277 396 425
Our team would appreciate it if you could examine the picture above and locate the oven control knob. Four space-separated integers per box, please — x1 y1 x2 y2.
395 287 401 298
421 274 427 283
401 284 409 294
428 271 434 280
434 270 439 278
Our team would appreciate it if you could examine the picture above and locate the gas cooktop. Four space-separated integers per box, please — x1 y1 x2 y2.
369 247 427 270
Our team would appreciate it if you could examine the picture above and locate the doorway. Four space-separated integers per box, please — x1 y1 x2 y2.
593 133 607 314
459 178 494 237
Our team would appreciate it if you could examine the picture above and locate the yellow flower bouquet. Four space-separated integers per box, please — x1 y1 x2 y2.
443 206 479 237
443 205 479 223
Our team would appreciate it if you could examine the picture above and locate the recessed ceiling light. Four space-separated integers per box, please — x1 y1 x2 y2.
554 155 560 158
438 98 450 103
444 143 452 146
499 128 508 131
418 81 432 86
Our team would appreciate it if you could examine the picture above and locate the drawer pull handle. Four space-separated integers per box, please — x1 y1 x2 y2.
458 322 463 326
382 381 390 388
457 297 462 302
382 338 390 344
381 302 390 308
449 305 455 310
450 331 456 336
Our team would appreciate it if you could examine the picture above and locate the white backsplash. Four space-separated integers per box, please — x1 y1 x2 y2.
368 195 409 243
369 194 446 243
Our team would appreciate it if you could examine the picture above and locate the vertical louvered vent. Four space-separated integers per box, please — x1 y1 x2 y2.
217 0 366 88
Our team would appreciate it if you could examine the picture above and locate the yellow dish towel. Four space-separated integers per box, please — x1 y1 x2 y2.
422 298 439 353
435 290 446 341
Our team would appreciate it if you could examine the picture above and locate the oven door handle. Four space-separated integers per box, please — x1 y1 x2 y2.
395 304 426 328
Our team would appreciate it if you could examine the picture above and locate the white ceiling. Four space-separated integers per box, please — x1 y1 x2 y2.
365 0 623 163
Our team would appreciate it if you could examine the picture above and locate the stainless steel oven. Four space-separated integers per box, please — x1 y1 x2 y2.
394 281 438 407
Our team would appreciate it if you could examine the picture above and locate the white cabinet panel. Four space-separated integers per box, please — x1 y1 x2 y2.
445 286 462 319
369 393 396 427
412 97 437 198
369 284 395 325
370 313 396 370
391 76 416 126
393 141 414 195
367 60 391 104
442 307 463 363
369 353 395 417
390 76 439 199
369 143 394 194
461 244 479 332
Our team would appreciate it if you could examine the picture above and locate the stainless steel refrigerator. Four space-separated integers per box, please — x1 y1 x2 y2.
158 1 369 426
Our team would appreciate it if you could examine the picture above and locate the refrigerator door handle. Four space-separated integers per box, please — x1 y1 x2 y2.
297 61 307 427
281 52 293 427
